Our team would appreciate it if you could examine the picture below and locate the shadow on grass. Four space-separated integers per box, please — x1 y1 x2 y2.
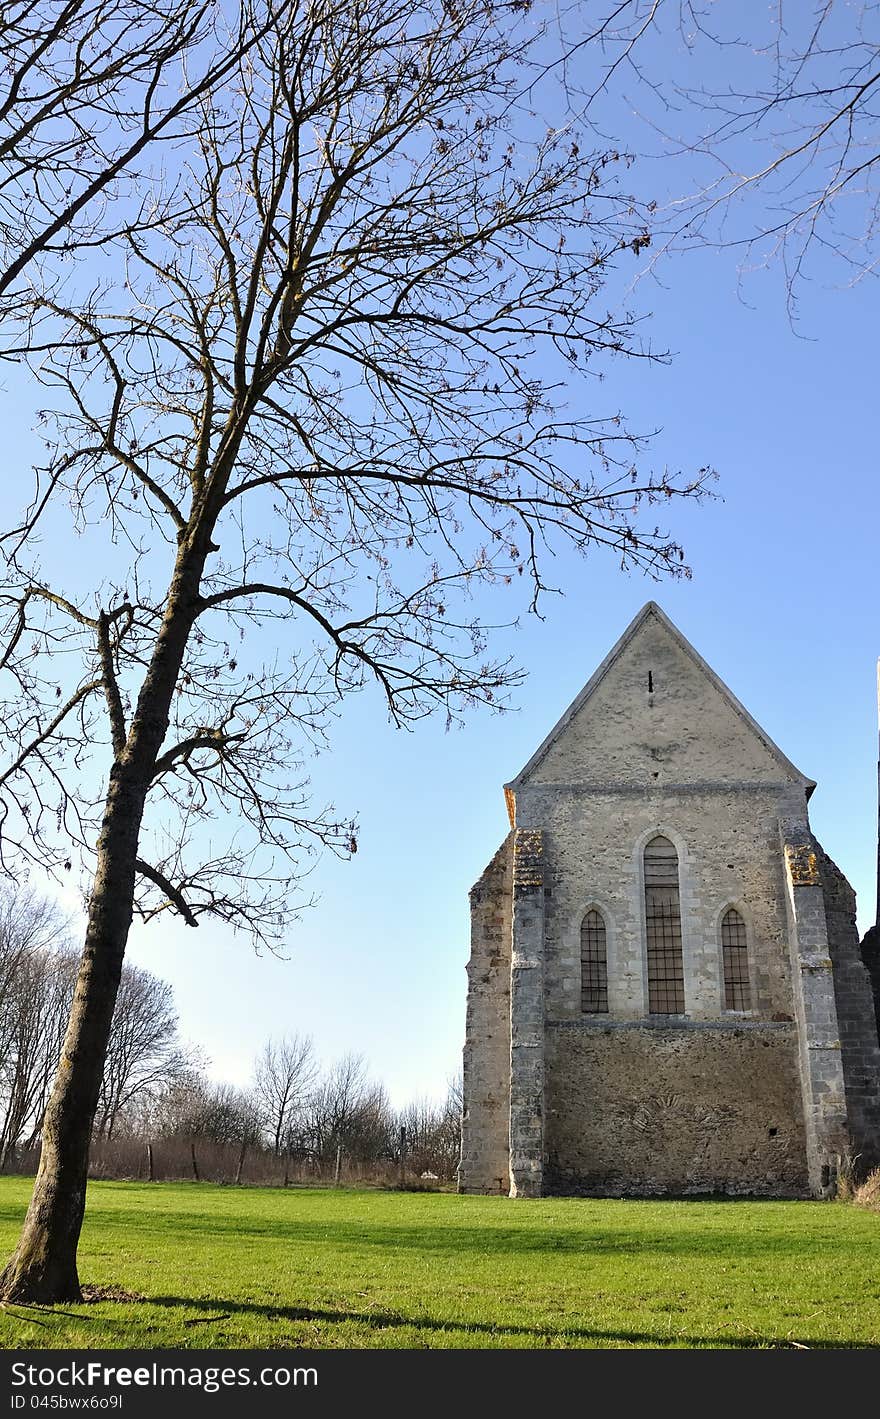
146 1293 863 1349
79 1210 868 1264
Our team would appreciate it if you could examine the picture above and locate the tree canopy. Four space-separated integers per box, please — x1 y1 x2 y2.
1 0 711 949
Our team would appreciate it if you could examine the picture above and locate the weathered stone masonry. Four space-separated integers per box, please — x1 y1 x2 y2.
459 603 880 1199
509 829 545 1198
460 835 512 1194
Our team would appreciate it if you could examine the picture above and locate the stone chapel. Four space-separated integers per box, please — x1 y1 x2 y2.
459 603 880 1199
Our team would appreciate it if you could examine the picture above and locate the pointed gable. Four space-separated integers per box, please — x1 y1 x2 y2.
506 603 812 801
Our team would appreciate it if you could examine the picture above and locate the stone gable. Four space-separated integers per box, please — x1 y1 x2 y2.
508 602 810 795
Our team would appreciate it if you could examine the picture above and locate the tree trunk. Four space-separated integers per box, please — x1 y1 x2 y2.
0 535 212 1303
0 774 144 1301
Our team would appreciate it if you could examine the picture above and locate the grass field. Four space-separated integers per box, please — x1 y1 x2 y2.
0 1178 878 1348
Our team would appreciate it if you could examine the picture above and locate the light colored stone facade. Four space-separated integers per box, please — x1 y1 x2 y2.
459 604 880 1198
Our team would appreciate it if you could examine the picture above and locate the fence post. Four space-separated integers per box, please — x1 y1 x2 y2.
190 1142 200 1182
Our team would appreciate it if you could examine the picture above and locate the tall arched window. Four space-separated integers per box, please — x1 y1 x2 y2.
581 909 608 1013
644 835 685 1014
721 908 751 1011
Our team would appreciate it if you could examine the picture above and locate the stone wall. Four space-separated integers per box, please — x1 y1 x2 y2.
780 820 850 1194
509 777 821 1196
544 1021 808 1196
818 845 880 1173
509 829 545 1198
516 782 804 1027
459 834 513 1194
861 924 880 1041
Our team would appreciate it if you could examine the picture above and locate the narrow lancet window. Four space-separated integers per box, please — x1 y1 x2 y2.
722 908 751 1011
644 835 685 1013
581 909 608 1013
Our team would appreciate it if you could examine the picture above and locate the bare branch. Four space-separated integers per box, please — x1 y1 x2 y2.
134 859 199 928
97 611 129 757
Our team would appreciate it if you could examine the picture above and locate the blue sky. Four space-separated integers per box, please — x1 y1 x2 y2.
3 10 879 1108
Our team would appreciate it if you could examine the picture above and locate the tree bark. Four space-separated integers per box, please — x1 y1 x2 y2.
0 537 211 1302
0 780 141 1300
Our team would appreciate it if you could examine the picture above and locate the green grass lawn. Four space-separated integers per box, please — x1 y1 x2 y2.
0 1177 878 1348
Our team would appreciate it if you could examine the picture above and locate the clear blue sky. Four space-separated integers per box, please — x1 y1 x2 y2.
3 12 879 1108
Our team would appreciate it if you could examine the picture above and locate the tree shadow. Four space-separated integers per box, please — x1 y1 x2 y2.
77 1209 866 1264
147 1294 865 1349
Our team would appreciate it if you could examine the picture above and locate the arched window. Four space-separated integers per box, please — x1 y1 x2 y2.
580 909 608 1013
721 908 751 1011
644 835 685 1014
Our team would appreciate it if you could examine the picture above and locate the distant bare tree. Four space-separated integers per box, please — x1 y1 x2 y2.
344 1082 395 1168
398 1074 461 1181
303 1053 394 1168
304 1052 367 1162
143 1067 209 1139
439 1073 463 1176
253 1035 317 1156
0 947 77 1171
155 1075 261 1148
0 892 73 1170
95 964 185 1139
0 890 66 1047
0 900 188 1160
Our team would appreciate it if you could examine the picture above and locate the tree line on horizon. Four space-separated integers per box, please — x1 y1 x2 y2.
0 889 460 1185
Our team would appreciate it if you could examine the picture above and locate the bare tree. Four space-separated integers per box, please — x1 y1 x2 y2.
95 964 184 1140
0 0 307 299
0 892 73 1170
253 1034 317 1156
95 1045 197 1141
304 1054 393 1169
0 900 187 1160
143 1066 210 1138
592 2 880 302
0 948 77 1171
168 1079 262 1148
0 0 712 1301
398 1074 462 1181
0 889 67 1048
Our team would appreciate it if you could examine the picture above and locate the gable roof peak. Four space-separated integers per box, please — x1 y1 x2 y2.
504 602 814 806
